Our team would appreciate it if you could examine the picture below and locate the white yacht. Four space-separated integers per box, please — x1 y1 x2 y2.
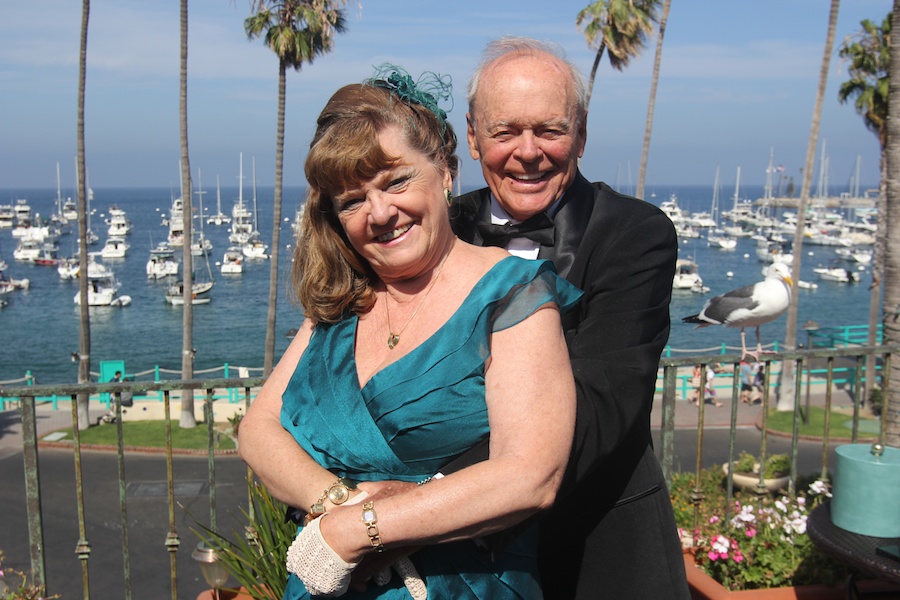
106 206 132 237
220 246 243 274
73 255 132 307
673 259 704 290
146 242 179 279
0 204 14 228
167 197 185 247
100 236 130 259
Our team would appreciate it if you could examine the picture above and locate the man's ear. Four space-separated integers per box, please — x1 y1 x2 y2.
466 113 481 161
576 110 588 159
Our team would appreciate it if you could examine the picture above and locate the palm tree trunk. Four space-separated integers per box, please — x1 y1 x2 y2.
263 60 287 376
179 0 196 428
865 154 887 405
780 0 840 411
883 0 900 446
584 44 606 109
636 0 670 200
76 0 91 430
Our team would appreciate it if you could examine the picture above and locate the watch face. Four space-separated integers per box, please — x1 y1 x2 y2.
328 485 350 505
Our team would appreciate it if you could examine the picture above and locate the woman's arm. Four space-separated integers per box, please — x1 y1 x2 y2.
237 319 342 511
320 303 576 562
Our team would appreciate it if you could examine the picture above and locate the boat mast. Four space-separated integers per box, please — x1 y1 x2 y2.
711 165 720 225
733 166 741 212
252 155 259 236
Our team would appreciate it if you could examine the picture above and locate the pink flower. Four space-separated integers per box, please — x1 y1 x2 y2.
745 527 756 538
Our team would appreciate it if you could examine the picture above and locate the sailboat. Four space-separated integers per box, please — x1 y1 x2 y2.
206 175 231 225
229 152 253 245
242 156 269 259
705 166 737 250
165 236 215 305
191 169 213 256
50 162 71 227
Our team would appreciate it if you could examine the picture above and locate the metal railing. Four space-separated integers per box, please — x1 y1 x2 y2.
0 345 896 598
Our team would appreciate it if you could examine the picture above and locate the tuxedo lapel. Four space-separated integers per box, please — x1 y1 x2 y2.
450 188 492 245
539 172 595 281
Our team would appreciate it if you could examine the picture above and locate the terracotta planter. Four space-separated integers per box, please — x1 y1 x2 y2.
683 550 896 599
195 587 256 599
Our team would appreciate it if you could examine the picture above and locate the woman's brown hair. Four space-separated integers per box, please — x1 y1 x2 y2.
292 79 458 324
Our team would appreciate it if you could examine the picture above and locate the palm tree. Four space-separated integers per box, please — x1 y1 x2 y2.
576 0 660 109
245 0 348 376
179 0 196 428
75 0 91 430
780 0 841 412
882 0 900 446
635 0 670 200
838 12 891 408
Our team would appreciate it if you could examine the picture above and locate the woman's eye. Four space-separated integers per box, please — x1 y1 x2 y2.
387 176 409 191
338 197 362 212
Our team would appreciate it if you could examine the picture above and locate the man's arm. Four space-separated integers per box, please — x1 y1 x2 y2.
560 205 676 493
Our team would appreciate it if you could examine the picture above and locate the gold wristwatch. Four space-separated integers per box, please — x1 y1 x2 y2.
305 478 357 525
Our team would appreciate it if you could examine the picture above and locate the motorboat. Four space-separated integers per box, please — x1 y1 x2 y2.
167 196 185 247
58 257 80 280
146 242 179 279
62 197 78 221
73 255 132 307
106 206 132 237
34 244 61 266
0 204 15 228
673 259 704 290
220 246 243 274
813 266 861 284
13 238 42 262
100 236 130 259
706 230 737 250
242 233 269 259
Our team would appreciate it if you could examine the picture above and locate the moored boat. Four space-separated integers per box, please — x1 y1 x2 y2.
220 246 243 274
73 255 132 307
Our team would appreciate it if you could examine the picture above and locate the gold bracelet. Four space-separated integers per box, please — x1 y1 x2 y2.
306 477 357 525
361 501 385 552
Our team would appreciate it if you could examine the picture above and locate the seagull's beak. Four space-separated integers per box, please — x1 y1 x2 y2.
784 275 793 288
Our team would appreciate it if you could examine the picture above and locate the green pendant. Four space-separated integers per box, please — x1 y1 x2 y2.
387 334 400 349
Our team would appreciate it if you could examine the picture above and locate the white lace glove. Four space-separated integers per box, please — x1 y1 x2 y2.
394 556 427 600
369 557 427 599
285 515 358 597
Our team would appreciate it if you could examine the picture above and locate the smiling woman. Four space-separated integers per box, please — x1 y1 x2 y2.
236 65 583 599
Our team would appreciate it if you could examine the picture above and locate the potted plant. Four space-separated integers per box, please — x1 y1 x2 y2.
0 549 60 600
672 466 852 597
722 451 790 492
193 472 295 600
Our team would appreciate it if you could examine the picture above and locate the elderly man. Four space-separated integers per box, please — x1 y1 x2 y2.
450 36 689 599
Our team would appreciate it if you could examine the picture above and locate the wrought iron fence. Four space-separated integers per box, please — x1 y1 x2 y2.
0 345 895 598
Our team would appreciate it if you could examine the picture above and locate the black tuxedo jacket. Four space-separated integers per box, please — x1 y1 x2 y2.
451 173 690 599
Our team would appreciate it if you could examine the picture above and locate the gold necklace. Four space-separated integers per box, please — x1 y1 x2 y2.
384 252 449 350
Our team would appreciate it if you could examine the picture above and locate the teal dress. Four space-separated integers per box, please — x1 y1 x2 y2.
281 256 583 599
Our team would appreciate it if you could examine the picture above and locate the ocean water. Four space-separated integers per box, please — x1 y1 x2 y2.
0 183 876 384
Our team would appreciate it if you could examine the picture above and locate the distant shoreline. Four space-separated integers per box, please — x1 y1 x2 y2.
753 195 877 209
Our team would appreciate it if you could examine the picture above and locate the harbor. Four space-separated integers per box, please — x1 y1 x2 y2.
0 181 882 384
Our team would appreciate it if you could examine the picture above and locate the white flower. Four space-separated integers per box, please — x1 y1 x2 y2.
809 480 832 497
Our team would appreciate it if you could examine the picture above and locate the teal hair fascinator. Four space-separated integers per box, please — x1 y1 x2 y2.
367 63 453 130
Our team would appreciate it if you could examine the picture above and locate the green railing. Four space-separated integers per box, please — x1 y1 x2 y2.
0 345 896 598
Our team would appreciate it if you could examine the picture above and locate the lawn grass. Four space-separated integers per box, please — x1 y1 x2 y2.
765 405 880 440
51 420 237 451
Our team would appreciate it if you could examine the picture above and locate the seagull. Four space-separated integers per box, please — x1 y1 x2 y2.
682 262 793 360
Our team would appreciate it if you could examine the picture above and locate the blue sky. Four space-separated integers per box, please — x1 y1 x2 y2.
0 0 892 195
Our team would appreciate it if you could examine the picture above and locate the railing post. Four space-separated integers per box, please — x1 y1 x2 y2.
20 393 46 590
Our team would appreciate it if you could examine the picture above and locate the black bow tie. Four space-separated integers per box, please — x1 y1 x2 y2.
477 213 555 247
